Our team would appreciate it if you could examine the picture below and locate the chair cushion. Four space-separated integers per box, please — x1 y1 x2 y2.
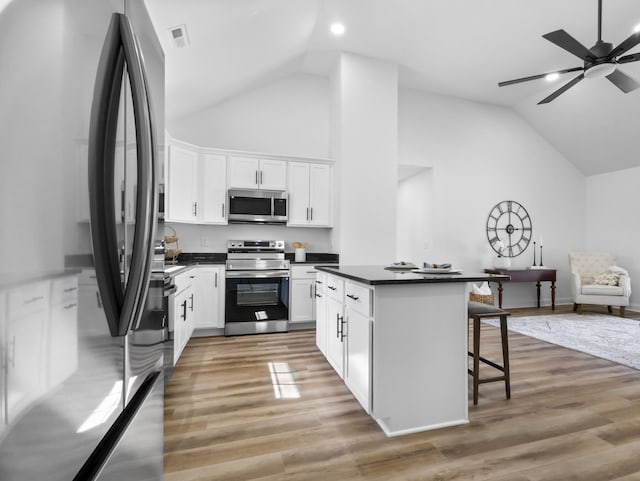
593 272 620 286
581 284 624 296
468 301 509 318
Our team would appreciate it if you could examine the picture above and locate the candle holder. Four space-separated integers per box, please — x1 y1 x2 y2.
532 241 537 267
539 244 544 267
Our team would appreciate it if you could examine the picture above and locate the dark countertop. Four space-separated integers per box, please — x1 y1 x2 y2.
315 265 510 286
1 268 83 290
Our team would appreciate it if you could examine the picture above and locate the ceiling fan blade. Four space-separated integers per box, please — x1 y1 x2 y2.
606 69 640 93
498 67 583 87
617 52 640 64
609 31 640 59
537 73 584 104
543 30 596 61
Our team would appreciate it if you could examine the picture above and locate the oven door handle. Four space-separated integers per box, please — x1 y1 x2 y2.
225 270 290 279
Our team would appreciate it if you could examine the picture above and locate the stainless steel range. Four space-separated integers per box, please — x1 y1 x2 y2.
225 240 290 335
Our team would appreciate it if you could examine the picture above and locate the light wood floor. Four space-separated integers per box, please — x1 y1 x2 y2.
164 305 640 480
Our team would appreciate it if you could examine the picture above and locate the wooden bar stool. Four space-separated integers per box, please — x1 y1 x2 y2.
467 301 511 405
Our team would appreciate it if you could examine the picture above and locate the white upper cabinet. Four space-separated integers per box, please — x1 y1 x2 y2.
228 156 286 191
200 153 227 224
166 143 227 224
167 144 198 222
287 162 332 227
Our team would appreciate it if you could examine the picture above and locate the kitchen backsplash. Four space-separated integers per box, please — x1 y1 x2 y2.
164 222 335 253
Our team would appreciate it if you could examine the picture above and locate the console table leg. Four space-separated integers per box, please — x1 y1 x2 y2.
497 282 504 308
536 281 541 308
551 281 556 310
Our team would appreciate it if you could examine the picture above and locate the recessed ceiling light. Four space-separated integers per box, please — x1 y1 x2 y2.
634 23 640 33
330 22 345 36
545 72 560 82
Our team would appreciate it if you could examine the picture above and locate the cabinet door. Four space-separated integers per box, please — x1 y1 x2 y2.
201 153 227 224
48 301 79 389
290 278 315 323
172 290 188 365
309 164 332 226
167 145 198 222
344 307 371 413
287 163 310 226
259 159 287 190
6 282 49 423
314 277 327 355
228 156 260 189
195 267 224 329
325 296 344 378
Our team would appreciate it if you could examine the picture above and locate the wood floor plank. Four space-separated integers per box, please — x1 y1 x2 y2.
165 306 640 480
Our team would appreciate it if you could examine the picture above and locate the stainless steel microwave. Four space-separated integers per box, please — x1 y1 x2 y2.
227 189 288 224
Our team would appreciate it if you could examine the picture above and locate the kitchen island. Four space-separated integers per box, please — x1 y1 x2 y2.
314 265 508 436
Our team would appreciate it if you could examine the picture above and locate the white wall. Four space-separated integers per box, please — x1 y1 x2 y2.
397 168 433 264
169 72 330 159
331 53 398 265
586 166 640 311
398 89 586 307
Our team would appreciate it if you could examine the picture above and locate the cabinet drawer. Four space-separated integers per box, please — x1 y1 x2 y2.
8 280 50 319
51 276 79 306
344 281 371 317
325 275 343 300
174 270 196 295
290 265 319 279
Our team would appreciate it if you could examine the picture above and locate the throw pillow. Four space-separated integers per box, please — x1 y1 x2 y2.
593 272 620 286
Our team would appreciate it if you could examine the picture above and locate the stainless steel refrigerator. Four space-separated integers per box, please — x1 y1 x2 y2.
0 0 165 479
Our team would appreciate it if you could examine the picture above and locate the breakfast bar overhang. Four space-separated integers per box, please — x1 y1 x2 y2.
315 266 509 436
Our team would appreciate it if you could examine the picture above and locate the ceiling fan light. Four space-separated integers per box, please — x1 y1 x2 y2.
584 62 616 79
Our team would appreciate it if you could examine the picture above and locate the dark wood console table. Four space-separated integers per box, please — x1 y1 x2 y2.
484 268 557 310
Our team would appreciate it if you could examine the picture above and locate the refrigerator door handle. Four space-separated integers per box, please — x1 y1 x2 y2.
118 13 157 333
88 13 127 337
88 13 156 337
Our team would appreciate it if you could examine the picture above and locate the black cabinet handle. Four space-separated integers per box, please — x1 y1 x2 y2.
346 294 359 301
328 286 337 291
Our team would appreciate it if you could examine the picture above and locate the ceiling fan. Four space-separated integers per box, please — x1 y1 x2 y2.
498 0 640 104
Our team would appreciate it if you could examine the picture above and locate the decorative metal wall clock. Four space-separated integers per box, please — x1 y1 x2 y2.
486 200 532 257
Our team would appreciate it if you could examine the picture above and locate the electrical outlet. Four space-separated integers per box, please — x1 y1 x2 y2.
201 238 209 247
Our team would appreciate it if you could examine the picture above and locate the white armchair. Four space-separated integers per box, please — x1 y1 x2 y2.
568 252 631 317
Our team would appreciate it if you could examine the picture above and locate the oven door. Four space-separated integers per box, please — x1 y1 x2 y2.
225 270 289 335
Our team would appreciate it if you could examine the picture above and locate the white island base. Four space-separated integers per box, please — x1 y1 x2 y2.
314 266 504 437
372 282 469 436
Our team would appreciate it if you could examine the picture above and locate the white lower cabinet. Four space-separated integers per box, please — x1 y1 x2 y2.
314 272 327 354
48 275 79 390
289 265 319 324
318 274 373 414
171 270 196 365
343 281 372 413
6 280 49 423
194 266 225 329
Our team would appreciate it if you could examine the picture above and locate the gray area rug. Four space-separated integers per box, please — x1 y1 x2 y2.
483 313 640 370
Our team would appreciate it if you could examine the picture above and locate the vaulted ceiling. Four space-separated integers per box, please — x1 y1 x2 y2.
145 0 640 176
